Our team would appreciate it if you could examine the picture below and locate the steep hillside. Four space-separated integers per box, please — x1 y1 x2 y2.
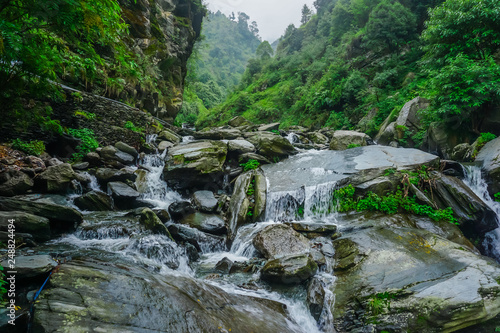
0 0 205 143
196 0 500 145
175 11 261 124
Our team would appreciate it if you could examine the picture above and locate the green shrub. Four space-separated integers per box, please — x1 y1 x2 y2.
347 143 361 149
333 184 458 225
240 159 260 172
11 138 45 156
124 121 144 133
67 128 99 160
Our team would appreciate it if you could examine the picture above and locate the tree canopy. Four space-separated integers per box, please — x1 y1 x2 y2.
0 0 130 95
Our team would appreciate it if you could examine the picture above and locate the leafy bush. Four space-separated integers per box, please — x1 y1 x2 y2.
240 159 260 172
347 143 361 149
11 138 45 156
333 184 458 224
67 128 99 160
478 132 497 145
124 121 144 133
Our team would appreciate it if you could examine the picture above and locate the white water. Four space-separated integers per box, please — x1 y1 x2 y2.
182 135 195 143
59 147 336 332
464 166 500 261
287 132 301 144
140 135 182 209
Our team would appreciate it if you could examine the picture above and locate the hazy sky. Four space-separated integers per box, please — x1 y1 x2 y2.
205 0 316 42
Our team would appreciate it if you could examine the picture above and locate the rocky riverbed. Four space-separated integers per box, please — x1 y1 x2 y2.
2 115 500 332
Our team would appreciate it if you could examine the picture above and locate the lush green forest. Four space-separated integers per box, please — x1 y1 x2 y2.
175 10 261 125
195 0 500 142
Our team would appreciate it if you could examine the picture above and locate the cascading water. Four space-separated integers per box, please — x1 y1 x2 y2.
287 132 301 144
464 165 500 261
48 142 337 332
140 135 182 209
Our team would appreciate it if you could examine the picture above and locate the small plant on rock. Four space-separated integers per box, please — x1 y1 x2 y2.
240 159 260 172
67 128 99 160
124 121 144 133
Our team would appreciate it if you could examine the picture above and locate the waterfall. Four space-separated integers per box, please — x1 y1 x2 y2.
140 135 182 209
463 165 500 261
265 182 338 222
287 132 301 144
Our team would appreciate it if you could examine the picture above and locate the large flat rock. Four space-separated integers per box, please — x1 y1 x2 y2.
34 259 303 333
262 146 439 193
332 218 500 332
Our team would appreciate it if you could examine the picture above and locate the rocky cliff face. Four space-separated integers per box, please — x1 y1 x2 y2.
116 0 204 120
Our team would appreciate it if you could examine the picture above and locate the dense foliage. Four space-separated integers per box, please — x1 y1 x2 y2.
334 184 457 224
176 11 261 125
195 0 500 141
0 0 130 99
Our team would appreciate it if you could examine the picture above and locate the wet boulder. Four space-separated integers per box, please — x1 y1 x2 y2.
0 211 51 242
253 224 310 259
74 191 114 211
214 257 233 274
227 171 253 242
158 128 181 144
193 127 241 140
431 173 498 246
228 116 253 127
476 136 500 194
329 130 371 150
152 208 171 223
285 221 337 238
332 225 500 332
307 276 331 322
33 259 303 333
179 212 226 235
167 223 225 253
168 201 196 221
0 197 82 231
37 163 77 193
96 167 137 185
253 170 267 222
158 140 174 152
260 254 318 285
71 162 89 170
138 208 171 237
246 132 296 160
227 139 256 155
258 123 280 132
0 168 33 196
1 255 57 280
114 141 138 157
192 190 218 212
422 122 474 159
99 145 135 166
84 152 101 167
164 140 227 191
304 131 329 145
375 96 429 146
238 152 271 165
107 181 140 210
